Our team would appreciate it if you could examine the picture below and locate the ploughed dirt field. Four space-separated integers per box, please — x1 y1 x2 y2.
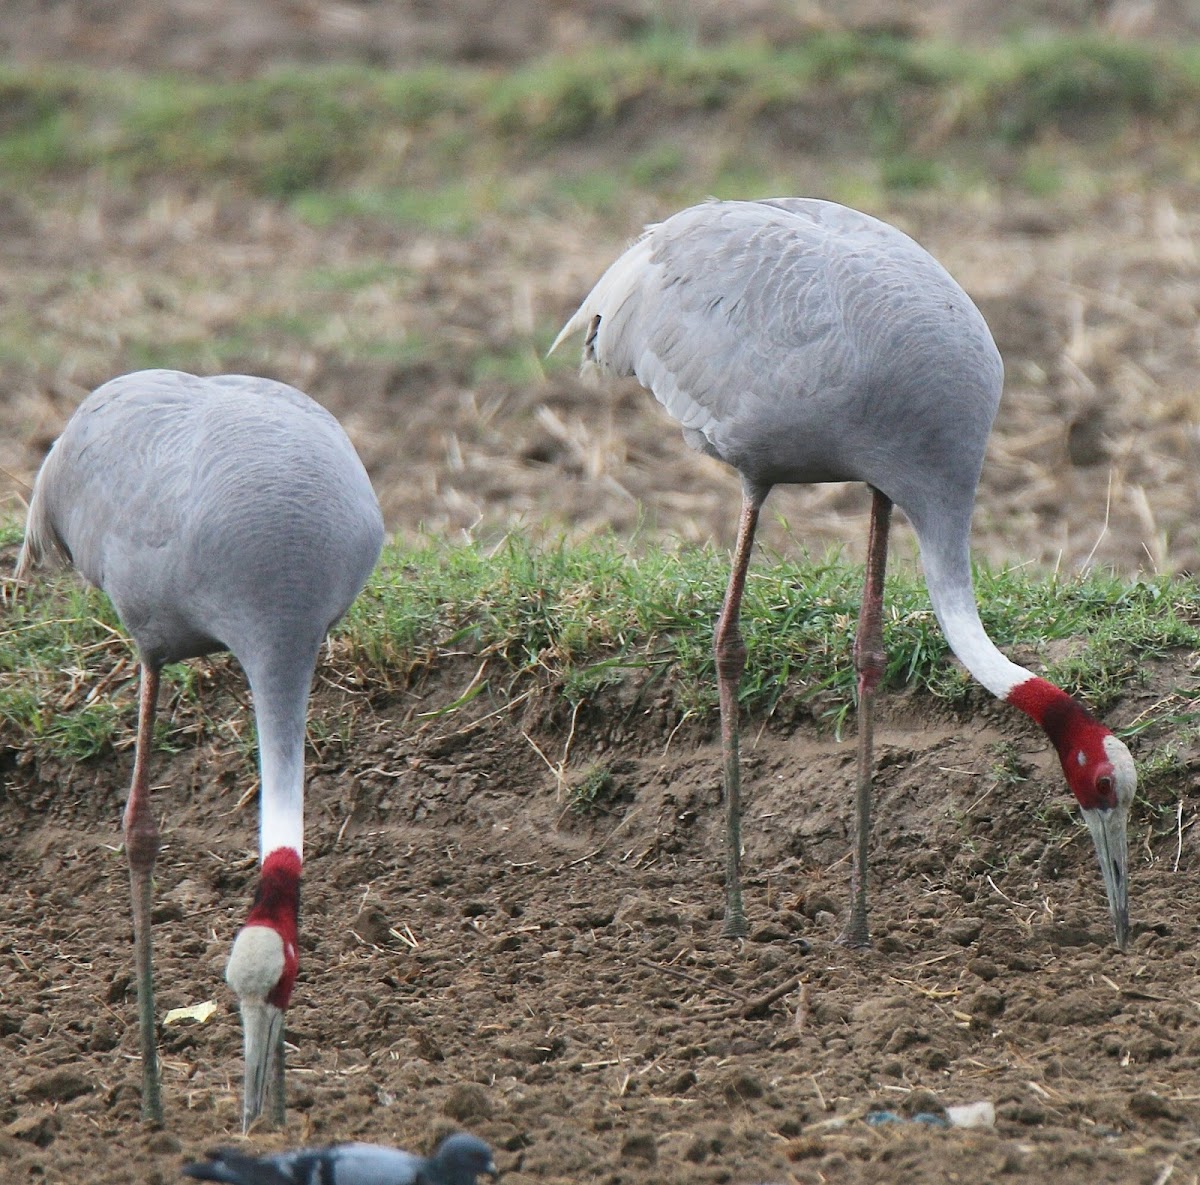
3 3 1200 1185
5 630 1200 1185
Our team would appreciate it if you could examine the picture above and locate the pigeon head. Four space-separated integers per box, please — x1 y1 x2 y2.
424 1133 498 1185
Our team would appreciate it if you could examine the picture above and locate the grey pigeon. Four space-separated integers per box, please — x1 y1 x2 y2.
182 1132 498 1185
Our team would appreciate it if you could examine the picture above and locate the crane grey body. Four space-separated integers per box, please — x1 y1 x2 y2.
554 198 1134 948
572 197 1001 535
21 370 379 671
18 369 384 1126
182 1133 498 1185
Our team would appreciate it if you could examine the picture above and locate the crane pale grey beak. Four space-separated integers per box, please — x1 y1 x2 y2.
1081 805 1130 951
239 999 284 1132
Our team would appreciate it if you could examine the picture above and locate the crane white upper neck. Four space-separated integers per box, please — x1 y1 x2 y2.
934 601 1031 702
257 730 305 860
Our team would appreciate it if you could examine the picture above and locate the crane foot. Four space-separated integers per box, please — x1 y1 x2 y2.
721 900 749 939
836 919 871 949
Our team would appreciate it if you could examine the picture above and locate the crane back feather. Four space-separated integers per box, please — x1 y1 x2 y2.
18 369 383 670
552 197 1003 528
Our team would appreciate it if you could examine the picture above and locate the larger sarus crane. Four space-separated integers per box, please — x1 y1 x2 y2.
17 369 384 1127
552 198 1135 950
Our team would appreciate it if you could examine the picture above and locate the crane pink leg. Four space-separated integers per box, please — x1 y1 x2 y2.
840 488 893 948
714 494 762 938
122 662 163 1123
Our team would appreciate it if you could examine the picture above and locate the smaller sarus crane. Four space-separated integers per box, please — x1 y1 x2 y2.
17 369 384 1128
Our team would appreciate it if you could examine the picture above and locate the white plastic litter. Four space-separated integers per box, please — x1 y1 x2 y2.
946 1101 996 1129
163 1000 218 1026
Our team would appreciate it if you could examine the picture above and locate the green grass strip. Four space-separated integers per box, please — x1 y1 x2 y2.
0 32 1197 202
3 531 1196 765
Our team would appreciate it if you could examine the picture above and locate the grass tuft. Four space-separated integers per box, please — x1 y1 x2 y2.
566 762 617 816
4 530 1195 770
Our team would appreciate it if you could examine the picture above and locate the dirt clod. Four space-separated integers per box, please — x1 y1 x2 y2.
967 956 1001 981
5 1112 60 1148
443 1083 493 1123
620 1132 658 1165
21 1069 92 1104
970 986 1006 1017
945 917 984 946
898 1088 946 1119
1129 1092 1180 1121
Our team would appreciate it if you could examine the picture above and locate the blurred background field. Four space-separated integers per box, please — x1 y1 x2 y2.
0 0 1197 578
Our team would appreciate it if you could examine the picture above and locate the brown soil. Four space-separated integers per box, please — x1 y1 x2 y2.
4 649 1200 1185
3 5 1200 1185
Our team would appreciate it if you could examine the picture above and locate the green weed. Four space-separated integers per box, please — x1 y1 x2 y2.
989 741 1029 788
5 530 1195 769
566 762 616 815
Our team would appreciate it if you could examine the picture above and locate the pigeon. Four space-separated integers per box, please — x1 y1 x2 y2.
182 1132 498 1185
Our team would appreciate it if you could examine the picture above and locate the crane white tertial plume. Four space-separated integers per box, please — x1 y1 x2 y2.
552 198 1135 950
16 369 384 1128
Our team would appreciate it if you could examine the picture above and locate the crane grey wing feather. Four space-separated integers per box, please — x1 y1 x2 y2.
15 476 67 577
19 370 320 585
551 198 1000 487
17 371 203 583
551 200 883 447
17 369 384 666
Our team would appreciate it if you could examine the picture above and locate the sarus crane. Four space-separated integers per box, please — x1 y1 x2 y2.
551 198 1135 949
17 369 384 1127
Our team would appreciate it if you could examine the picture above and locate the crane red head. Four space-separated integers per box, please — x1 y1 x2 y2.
1008 677 1135 948
225 847 301 1130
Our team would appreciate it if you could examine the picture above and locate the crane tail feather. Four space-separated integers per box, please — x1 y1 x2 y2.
548 228 658 377
15 485 68 579
548 307 594 358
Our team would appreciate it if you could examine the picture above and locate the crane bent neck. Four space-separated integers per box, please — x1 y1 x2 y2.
929 585 1114 793
934 599 1031 702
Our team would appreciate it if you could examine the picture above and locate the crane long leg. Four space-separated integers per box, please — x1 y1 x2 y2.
840 488 893 948
123 662 163 1123
714 493 762 938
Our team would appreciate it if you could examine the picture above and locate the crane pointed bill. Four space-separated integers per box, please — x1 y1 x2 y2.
240 1000 284 1132
1081 806 1130 951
